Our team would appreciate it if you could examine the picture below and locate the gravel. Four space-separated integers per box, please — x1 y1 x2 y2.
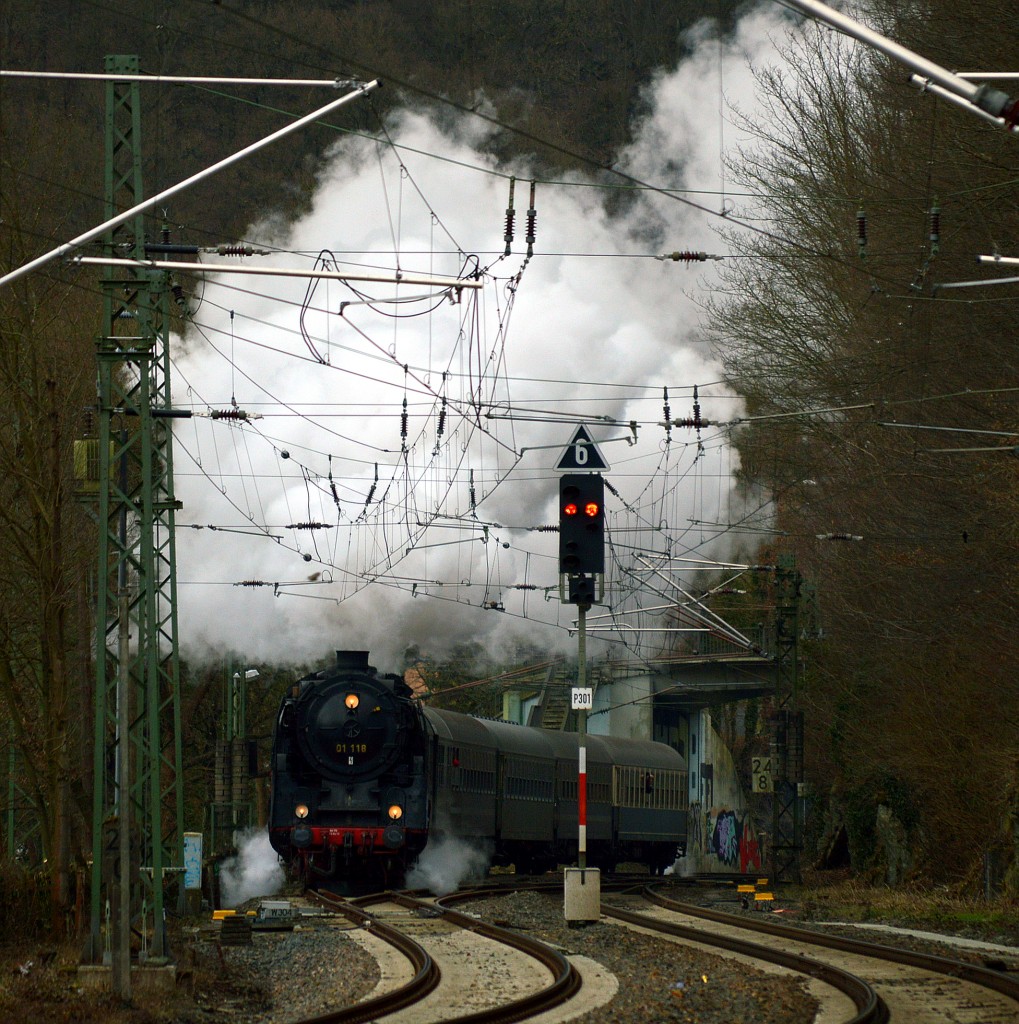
181 889 819 1024
181 916 382 1023
6 883 1016 1024
464 889 819 1024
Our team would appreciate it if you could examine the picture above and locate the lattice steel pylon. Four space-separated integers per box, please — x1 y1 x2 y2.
4 745 42 864
769 555 803 884
88 54 184 963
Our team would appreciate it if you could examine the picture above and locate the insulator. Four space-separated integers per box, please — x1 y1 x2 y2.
663 251 707 262
211 409 249 420
328 458 340 509
433 397 447 455
171 283 187 309
364 463 378 509
512 584 539 590
529 524 559 532
504 177 516 256
401 396 408 440
236 580 269 587
693 384 702 430
216 244 255 257
856 207 867 257
663 387 672 443
469 468 477 513
929 204 940 253
525 180 536 257
287 522 330 530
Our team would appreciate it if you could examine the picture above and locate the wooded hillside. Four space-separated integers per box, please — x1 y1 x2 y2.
0 0 742 929
1 0 1017 929
707 1 1019 886
1 0 733 242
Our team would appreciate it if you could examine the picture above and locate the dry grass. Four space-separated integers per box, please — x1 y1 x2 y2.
0 921 233 1024
794 871 1019 942
0 940 158 1024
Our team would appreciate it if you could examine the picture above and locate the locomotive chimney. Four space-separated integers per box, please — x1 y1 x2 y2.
335 650 370 671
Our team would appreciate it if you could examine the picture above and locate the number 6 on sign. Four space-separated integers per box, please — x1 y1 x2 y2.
575 441 588 465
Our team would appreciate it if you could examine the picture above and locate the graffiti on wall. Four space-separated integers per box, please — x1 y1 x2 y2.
688 801 704 857
708 808 762 872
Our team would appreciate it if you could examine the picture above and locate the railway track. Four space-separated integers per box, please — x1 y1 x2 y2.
278 878 1019 1024
629 882 1019 1023
599 892 883 1023
445 876 1019 1023
306 888 583 1024
442 879 882 1024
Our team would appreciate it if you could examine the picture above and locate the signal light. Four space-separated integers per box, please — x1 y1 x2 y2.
568 575 596 606
559 473 604 575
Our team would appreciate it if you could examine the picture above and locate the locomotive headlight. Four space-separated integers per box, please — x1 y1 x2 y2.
294 803 310 819
344 693 360 710
387 804 404 820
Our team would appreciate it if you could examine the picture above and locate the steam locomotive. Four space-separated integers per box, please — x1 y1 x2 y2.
268 650 689 885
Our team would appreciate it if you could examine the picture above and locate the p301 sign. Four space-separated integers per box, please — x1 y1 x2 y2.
571 687 594 710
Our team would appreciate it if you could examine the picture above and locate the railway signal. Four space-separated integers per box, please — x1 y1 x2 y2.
553 429 607 920
559 473 605 575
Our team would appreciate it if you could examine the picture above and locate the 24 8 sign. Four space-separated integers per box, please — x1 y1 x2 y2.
751 755 773 793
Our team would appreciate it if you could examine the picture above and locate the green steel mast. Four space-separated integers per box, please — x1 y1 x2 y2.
88 54 184 963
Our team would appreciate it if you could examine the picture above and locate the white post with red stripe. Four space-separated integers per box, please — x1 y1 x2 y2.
578 742 587 867
565 604 600 923
576 601 589 868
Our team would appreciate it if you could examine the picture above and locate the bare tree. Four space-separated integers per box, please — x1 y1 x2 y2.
0 171 98 929
707 5 1019 883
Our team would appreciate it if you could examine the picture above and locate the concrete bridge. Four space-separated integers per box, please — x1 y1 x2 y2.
499 626 787 876
502 625 782 734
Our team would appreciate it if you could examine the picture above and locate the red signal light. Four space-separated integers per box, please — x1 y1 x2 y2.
563 502 579 516
584 501 599 517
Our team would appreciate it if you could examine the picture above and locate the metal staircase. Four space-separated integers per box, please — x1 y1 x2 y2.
538 660 574 730
530 658 607 731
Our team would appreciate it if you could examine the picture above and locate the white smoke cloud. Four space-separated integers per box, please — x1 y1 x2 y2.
218 828 285 908
170 10 795 672
406 836 492 896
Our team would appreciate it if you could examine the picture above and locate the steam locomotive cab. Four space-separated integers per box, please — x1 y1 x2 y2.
268 651 430 882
